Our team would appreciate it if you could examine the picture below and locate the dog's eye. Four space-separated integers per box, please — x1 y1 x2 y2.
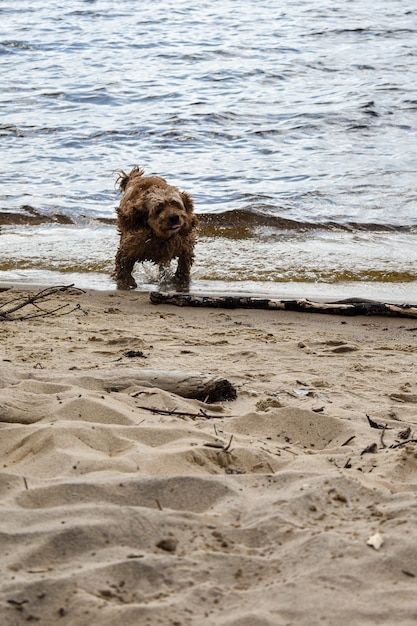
155 203 164 215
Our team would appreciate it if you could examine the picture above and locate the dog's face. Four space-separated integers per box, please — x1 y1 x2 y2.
116 169 198 238
145 185 196 239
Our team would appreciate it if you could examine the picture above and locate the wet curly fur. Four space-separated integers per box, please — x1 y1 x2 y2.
113 167 198 290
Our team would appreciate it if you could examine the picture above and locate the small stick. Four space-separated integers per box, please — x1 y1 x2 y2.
266 461 275 473
0 284 85 321
390 438 417 449
136 405 230 420
23 477 28 490
203 434 234 452
277 445 298 456
380 425 388 449
402 570 416 577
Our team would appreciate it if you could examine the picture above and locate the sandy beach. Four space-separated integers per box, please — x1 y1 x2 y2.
1 285 417 625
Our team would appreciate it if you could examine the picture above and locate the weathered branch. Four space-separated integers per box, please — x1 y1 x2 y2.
10 368 237 403
150 292 417 319
103 370 237 402
0 285 85 321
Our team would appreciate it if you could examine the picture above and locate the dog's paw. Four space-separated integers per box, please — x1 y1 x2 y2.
116 276 137 290
173 273 191 292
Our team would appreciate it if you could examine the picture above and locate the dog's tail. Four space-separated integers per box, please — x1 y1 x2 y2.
115 166 145 192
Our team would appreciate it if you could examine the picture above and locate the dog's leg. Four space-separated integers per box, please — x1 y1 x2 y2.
174 253 193 287
114 247 137 290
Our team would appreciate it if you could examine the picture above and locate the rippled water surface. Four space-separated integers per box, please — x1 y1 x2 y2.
1 0 417 300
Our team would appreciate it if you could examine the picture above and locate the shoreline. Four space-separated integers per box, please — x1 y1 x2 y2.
0 220 416 304
1 286 417 624
1 275 416 307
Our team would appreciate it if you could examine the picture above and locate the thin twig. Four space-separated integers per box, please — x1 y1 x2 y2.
203 434 234 452
276 445 299 456
380 425 388 449
0 285 85 321
390 438 417 449
136 405 230 420
9 303 82 321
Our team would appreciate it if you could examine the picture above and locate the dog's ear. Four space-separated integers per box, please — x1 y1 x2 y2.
115 170 130 192
180 191 194 214
115 167 145 192
117 202 149 231
180 212 198 235
129 205 149 229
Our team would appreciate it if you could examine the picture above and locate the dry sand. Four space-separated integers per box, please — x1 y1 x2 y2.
0 285 417 625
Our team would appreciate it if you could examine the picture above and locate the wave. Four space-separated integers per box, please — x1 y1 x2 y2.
197 209 417 237
1 207 416 237
0 207 74 226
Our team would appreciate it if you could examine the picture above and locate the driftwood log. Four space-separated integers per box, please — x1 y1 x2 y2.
97 369 237 402
150 292 417 319
7 369 237 403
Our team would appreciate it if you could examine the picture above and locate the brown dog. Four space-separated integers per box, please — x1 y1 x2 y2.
113 167 198 290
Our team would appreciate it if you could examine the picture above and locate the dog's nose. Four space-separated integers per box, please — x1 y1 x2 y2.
168 213 180 226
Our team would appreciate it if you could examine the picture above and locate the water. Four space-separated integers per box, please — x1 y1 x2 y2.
1 0 417 301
